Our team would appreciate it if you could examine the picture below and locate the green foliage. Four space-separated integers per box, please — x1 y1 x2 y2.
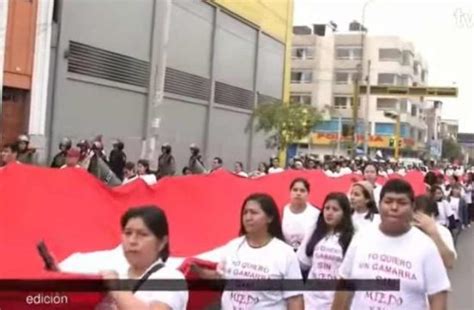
442 138 463 161
248 101 323 150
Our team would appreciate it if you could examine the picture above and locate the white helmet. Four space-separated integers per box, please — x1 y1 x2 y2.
17 134 30 143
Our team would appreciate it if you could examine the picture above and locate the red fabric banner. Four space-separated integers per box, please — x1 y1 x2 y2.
0 164 426 307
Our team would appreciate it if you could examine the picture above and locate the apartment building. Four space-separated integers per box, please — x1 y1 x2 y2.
290 22 429 158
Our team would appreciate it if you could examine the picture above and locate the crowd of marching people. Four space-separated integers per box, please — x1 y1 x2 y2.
2 134 471 309
1 134 470 183
89 169 464 309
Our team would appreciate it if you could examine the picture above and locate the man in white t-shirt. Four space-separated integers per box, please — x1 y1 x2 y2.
332 179 450 310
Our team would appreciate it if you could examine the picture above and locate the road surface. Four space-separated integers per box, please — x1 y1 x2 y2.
448 226 473 309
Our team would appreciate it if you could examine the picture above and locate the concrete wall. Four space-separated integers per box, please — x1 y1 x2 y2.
46 0 287 171
48 0 153 161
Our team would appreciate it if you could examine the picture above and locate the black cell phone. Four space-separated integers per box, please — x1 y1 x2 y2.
37 240 60 272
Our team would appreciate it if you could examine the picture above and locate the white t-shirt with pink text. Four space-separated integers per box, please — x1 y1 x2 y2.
338 225 450 310
218 236 303 310
297 233 344 310
282 204 320 250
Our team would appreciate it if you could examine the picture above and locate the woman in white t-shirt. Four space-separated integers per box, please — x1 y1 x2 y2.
137 159 157 185
192 193 304 310
99 206 188 310
297 192 355 310
349 181 380 231
333 179 451 310
413 195 457 269
431 186 455 229
362 163 383 209
282 178 321 251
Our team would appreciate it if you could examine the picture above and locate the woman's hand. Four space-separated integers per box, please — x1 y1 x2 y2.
413 212 438 237
100 270 119 280
99 270 120 292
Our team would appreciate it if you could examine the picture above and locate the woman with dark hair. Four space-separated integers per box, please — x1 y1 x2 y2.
362 163 382 209
137 159 157 185
99 205 188 310
282 178 321 251
192 193 304 310
413 195 456 269
297 192 354 309
349 181 380 231
431 185 455 229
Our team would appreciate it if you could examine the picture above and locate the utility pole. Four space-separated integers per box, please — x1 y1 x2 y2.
394 110 401 160
363 60 371 155
352 75 360 158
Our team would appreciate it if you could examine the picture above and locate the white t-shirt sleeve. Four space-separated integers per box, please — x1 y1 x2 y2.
423 242 451 296
282 249 304 300
338 233 360 279
444 201 454 218
135 268 189 310
437 224 457 259
296 231 313 270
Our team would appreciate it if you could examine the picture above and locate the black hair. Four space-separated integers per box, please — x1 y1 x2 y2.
213 157 223 165
351 183 378 220
414 195 439 217
114 142 125 151
363 163 379 175
306 192 354 257
124 161 135 171
2 143 19 154
430 185 444 201
423 171 438 188
235 161 244 169
239 193 284 241
182 166 191 175
290 178 310 193
137 159 151 174
258 162 269 173
120 205 170 262
380 179 415 204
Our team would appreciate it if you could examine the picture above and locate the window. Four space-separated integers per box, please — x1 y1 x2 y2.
334 97 348 109
336 47 362 60
421 70 426 82
292 47 315 60
401 75 411 86
290 92 312 105
379 48 401 62
335 72 356 84
375 123 395 136
291 70 313 83
402 50 412 65
411 105 417 116
377 98 397 111
399 99 408 113
378 73 398 85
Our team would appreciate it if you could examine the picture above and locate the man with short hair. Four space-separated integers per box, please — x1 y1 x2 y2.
332 179 450 310
122 161 139 184
210 157 223 173
1 143 19 166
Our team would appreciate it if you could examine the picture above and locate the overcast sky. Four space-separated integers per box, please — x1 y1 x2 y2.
294 0 474 133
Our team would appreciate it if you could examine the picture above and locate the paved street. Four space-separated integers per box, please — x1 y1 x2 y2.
448 226 474 309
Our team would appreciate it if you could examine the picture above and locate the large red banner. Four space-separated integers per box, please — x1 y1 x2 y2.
0 164 426 308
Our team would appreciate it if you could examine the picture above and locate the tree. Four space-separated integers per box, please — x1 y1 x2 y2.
247 100 323 152
442 138 463 161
